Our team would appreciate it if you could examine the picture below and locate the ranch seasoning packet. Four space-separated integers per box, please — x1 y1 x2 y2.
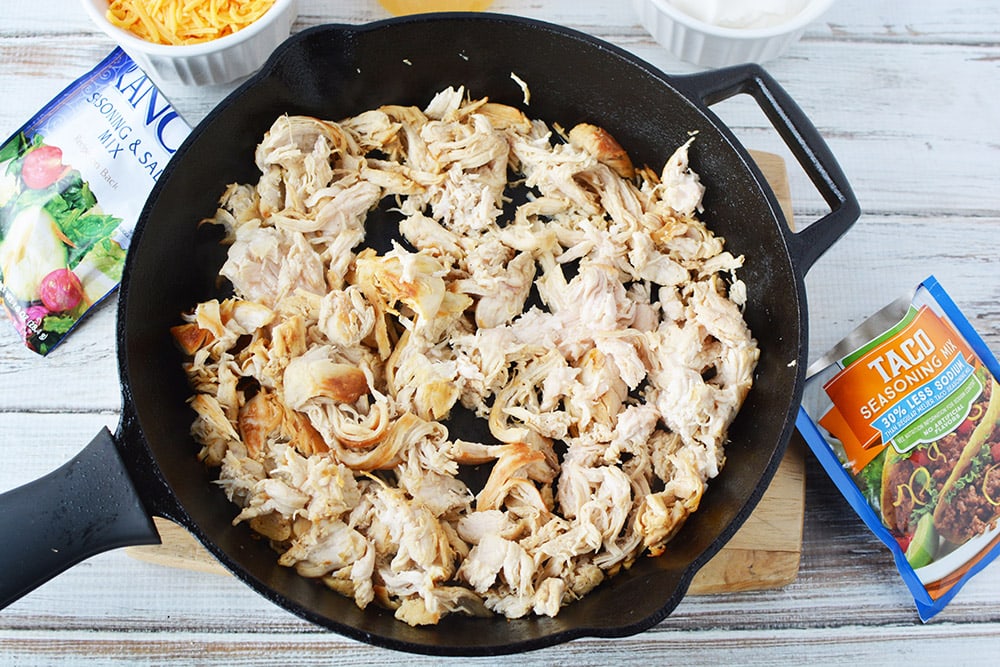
0 48 190 355
797 276 1000 621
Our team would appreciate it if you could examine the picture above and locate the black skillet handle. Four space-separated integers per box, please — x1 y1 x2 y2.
677 64 861 276
0 427 160 609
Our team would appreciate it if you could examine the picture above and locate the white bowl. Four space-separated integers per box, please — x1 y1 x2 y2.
632 0 835 68
81 0 298 86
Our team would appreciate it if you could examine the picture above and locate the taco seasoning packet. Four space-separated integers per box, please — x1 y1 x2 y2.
797 276 1000 621
0 48 190 355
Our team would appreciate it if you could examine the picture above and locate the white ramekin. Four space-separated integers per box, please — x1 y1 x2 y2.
632 0 836 68
80 0 298 86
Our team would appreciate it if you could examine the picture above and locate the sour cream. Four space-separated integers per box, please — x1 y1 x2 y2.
667 0 810 30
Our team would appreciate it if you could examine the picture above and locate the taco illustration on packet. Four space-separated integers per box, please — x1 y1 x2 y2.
878 428 967 564
875 368 998 566
932 377 1000 545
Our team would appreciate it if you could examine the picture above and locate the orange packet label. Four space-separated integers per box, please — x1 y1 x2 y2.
820 305 980 473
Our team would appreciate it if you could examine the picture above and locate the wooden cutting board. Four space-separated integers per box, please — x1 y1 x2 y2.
126 150 806 595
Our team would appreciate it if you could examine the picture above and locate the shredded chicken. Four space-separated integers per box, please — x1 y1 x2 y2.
174 86 759 627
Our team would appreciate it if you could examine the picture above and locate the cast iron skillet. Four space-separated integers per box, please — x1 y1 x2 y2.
0 14 859 655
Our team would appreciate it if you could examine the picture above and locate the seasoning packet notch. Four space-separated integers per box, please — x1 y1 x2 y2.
0 48 191 355
797 276 1000 621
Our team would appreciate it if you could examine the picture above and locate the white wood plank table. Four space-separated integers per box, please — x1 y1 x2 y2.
2 0 999 663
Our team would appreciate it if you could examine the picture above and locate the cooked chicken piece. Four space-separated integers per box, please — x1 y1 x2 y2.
568 122 635 179
228 300 276 332
318 286 375 348
399 212 465 260
283 347 370 409
171 322 213 356
462 250 536 329
307 398 392 458
221 225 327 308
392 586 490 626
583 161 646 229
475 442 550 512
330 411 434 471
232 476 310 527
603 403 659 465
478 102 533 134
628 230 690 286
506 192 566 230
247 511 293 543
422 86 469 120
354 245 471 344
418 164 506 236
238 390 284 459
635 457 704 556
340 109 400 152
386 331 461 421
279 517 370 578
378 104 436 171
655 136 705 217
192 298 225 340
360 160 435 197
396 457 473 519
200 182 261 243
511 128 602 216
365 479 463 625
254 118 358 219
488 351 569 444
275 179 381 236
456 508 517 543
458 533 522 593
189 393 241 466
422 114 507 172
567 348 629 432
321 539 377 609
216 450 265 505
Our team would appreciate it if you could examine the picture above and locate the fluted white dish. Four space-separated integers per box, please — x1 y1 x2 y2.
81 0 298 86
632 0 836 68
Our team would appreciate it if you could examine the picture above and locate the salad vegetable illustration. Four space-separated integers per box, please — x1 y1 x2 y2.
0 132 126 354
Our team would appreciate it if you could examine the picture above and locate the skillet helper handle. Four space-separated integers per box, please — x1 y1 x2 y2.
0 427 160 609
680 64 861 275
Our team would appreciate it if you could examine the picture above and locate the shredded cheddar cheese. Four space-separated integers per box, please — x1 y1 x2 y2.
893 467 933 508
106 0 277 46
926 441 943 462
984 464 1000 506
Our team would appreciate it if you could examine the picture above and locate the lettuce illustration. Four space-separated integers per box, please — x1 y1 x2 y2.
73 237 126 304
41 171 122 268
